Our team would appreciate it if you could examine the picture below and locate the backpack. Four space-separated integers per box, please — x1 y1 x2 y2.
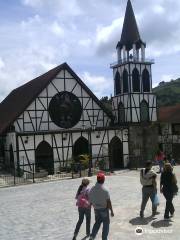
140 169 154 186
76 190 90 208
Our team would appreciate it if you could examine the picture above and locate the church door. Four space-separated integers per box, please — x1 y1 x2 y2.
109 137 124 169
73 137 89 161
35 141 54 175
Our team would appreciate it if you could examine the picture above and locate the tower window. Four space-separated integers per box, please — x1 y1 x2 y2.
118 102 125 123
115 71 121 95
140 100 149 122
142 69 150 92
132 68 140 92
123 69 129 93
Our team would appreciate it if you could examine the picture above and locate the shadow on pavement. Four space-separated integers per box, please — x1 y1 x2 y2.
80 236 89 240
151 219 173 228
129 216 156 225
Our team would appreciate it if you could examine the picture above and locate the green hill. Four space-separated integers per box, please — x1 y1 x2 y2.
153 78 180 107
100 78 180 109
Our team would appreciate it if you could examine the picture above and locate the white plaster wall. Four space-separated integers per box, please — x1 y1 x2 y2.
14 68 111 133
17 129 129 169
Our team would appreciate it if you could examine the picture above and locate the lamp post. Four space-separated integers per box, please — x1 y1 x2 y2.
88 128 92 177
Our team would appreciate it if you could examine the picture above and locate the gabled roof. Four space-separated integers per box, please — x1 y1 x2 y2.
158 104 180 123
117 0 145 50
0 62 113 134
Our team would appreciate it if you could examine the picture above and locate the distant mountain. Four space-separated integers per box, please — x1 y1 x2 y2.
153 78 180 107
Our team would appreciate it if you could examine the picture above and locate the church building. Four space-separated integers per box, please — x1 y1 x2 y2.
0 0 157 175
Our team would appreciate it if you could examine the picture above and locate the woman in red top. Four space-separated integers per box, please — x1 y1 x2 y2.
155 150 165 173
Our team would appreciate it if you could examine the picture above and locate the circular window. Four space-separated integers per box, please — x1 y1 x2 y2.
48 91 82 129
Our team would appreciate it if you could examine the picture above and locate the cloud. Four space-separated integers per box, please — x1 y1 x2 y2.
82 72 113 98
0 14 69 101
1 0 180 102
51 21 65 37
161 74 174 82
22 0 83 17
78 39 92 48
95 18 123 56
94 0 180 59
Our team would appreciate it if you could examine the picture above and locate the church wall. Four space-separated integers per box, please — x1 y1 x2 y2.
14 69 111 133
16 128 129 172
158 123 180 162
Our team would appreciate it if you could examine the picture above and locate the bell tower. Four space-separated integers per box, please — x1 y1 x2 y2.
111 0 157 125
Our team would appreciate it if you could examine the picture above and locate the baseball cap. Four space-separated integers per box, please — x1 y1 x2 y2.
97 172 105 181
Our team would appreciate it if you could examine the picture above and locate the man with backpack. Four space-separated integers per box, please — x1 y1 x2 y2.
89 172 114 240
140 161 158 218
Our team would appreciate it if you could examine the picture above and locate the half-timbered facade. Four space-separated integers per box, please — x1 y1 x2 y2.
0 63 129 174
111 0 157 125
158 104 180 163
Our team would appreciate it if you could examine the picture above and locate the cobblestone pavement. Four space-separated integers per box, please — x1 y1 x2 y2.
0 167 179 240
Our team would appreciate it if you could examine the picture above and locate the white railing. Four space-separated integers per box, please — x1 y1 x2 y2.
110 58 154 67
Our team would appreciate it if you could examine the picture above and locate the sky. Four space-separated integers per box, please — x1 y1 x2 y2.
0 0 180 102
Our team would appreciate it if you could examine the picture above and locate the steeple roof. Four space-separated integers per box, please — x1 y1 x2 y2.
117 0 145 50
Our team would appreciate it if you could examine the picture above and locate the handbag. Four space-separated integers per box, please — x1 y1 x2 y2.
153 193 160 206
172 174 178 196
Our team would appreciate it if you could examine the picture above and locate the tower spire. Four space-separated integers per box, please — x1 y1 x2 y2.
117 0 145 51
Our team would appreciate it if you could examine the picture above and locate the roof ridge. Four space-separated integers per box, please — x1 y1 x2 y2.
0 62 113 134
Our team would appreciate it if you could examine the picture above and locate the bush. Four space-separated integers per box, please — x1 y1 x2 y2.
98 159 106 170
79 154 90 170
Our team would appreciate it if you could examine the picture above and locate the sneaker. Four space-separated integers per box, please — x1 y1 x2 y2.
152 211 160 216
170 213 174 218
140 211 144 218
164 216 170 221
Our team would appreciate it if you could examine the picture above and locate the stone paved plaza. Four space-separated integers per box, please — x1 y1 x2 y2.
0 166 180 240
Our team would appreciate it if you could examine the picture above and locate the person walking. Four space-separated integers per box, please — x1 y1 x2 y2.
140 161 158 218
72 178 91 240
160 163 178 220
155 150 165 173
89 172 114 240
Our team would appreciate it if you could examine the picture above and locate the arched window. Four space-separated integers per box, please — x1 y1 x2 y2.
142 69 150 92
115 71 121 95
140 100 149 122
118 102 125 123
123 69 129 93
132 68 140 92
